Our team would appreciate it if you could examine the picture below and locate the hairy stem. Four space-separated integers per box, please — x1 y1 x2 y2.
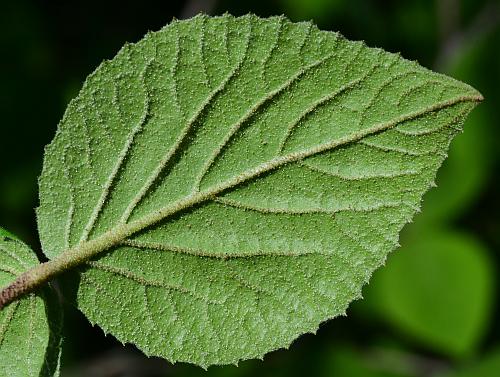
0 187 216 309
0 224 130 309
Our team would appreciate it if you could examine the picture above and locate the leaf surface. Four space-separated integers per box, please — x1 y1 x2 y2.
37 14 481 367
0 230 62 377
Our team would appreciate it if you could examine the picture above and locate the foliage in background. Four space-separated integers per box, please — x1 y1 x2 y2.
0 230 62 377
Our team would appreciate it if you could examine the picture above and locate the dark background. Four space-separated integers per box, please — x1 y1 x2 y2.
0 0 499 376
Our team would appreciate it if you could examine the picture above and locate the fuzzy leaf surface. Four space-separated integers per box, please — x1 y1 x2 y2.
37 14 481 367
0 231 61 377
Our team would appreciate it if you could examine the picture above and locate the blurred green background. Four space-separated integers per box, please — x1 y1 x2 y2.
0 0 499 376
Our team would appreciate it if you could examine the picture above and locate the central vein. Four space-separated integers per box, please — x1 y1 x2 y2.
57 93 479 269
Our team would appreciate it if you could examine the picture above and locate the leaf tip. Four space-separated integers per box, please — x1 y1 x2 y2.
463 88 484 104
473 92 484 102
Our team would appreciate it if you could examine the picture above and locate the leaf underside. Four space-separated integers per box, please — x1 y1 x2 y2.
37 14 480 367
0 234 61 377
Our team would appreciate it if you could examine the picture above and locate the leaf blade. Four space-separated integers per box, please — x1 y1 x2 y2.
0 231 62 377
37 14 481 367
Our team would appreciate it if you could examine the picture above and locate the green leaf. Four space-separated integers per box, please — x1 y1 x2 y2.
36 14 481 367
363 231 494 357
0 230 62 377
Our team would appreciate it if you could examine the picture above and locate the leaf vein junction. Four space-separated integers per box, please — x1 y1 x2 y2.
87 261 224 305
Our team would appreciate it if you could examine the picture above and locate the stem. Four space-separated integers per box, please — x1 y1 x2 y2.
0 224 130 309
0 189 211 309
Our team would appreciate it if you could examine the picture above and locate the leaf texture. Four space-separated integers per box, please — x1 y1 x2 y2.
37 14 481 367
0 231 62 377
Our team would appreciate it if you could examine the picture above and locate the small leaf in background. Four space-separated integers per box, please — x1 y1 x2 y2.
0 229 62 377
37 14 481 367
363 231 494 357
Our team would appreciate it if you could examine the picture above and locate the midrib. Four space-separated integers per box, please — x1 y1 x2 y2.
0 93 480 311
58 93 479 267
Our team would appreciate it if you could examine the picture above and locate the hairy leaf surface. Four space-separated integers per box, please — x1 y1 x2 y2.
37 14 481 367
0 230 61 377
